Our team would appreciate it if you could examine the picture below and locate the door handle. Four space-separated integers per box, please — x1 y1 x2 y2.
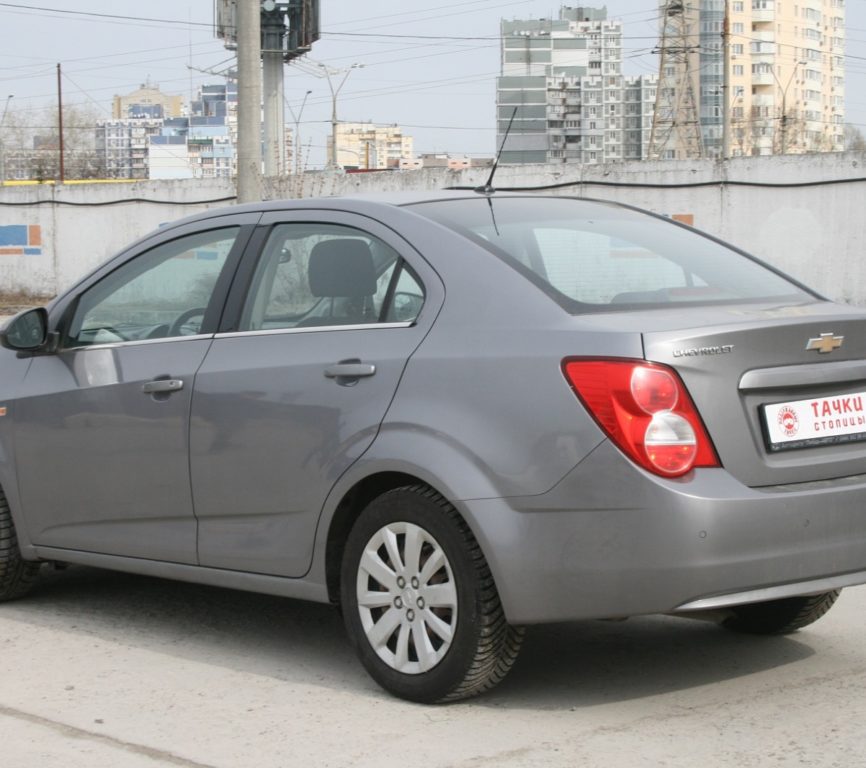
324 362 376 380
142 378 184 394
324 363 376 379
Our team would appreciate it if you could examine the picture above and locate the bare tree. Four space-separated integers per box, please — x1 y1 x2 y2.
844 124 866 152
3 104 104 181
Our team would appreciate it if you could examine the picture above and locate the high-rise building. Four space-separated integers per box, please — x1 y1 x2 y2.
328 123 414 170
497 6 657 165
655 0 845 158
100 81 239 180
95 119 163 179
112 83 184 120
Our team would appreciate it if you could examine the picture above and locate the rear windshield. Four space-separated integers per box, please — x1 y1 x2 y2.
407 197 813 313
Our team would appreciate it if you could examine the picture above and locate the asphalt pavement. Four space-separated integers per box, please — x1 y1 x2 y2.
1 565 865 767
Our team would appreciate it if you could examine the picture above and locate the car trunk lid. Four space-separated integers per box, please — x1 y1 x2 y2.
636 300 866 487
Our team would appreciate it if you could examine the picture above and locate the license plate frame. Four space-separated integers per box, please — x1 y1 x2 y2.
761 391 866 452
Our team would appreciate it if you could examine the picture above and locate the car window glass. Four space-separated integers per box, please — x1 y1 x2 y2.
408 198 810 312
532 228 709 304
384 267 425 323
240 223 424 331
67 227 238 347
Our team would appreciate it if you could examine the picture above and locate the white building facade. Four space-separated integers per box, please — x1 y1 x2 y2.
329 123 414 170
656 0 845 158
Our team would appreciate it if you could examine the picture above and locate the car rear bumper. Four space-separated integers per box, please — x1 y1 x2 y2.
460 441 866 624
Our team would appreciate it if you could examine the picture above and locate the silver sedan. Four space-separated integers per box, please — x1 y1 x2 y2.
2 193 865 702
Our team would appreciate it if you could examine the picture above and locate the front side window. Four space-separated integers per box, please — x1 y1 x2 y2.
67 227 239 347
408 197 812 313
239 223 424 331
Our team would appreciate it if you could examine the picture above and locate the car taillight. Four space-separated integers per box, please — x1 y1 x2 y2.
562 359 720 478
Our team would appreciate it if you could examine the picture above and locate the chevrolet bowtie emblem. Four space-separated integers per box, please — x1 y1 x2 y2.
806 333 844 354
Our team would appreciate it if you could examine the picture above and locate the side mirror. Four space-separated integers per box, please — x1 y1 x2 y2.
0 307 49 352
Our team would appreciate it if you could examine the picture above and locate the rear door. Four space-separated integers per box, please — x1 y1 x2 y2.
189 209 443 577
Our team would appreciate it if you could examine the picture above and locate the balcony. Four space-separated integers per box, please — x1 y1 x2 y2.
749 43 776 58
751 1 775 23
751 29 775 43
751 72 775 86
751 94 775 108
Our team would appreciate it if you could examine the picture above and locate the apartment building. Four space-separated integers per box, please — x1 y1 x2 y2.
497 6 657 164
740 0 844 154
658 0 845 158
329 123 414 170
112 83 184 120
95 119 164 179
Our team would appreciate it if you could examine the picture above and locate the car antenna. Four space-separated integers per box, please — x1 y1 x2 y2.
474 107 517 196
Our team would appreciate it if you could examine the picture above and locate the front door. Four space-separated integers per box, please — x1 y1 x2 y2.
14 223 250 563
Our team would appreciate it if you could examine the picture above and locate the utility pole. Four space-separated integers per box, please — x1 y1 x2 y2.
216 1 320 191
237 0 262 203
56 64 65 183
261 1 285 176
648 1 704 161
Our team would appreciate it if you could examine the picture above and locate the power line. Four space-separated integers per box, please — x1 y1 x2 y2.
0 41 219 73
0 2 212 28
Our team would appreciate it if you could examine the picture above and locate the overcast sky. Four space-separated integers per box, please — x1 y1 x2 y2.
1 0 864 168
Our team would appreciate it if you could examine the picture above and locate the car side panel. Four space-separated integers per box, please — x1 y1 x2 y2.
459 441 866 623
12 339 212 563
189 209 447 578
190 326 428 576
0 348 34 554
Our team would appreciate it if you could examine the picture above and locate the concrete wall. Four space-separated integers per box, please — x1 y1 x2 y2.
2 153 865 305
0 180 236 297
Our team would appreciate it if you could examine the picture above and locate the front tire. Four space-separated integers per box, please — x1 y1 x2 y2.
341 485 523 703
0 487 40 602
722 590 840 635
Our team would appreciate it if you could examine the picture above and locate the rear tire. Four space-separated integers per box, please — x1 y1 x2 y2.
341 485 524 703
722 590 840 635
0 487 40 602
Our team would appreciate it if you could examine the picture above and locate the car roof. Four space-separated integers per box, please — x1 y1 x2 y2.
165 190 627 231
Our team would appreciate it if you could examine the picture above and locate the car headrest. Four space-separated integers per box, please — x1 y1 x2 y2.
308 239 377 298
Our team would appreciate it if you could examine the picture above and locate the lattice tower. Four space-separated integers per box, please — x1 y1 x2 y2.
648 1 704 160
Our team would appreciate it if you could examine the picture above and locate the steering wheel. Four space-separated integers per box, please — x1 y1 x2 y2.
169 307 207 337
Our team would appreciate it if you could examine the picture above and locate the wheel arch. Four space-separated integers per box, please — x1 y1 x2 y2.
324 471 435 607
314 427 511 609
0 466 37 558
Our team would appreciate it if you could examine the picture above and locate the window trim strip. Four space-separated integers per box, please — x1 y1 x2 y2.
214 322 414 340
61 334 214 353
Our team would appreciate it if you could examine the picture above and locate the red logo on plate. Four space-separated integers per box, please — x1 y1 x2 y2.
778 406 799 437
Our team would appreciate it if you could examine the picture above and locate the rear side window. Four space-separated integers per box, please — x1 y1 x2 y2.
239 223 424 331
409 197 812 312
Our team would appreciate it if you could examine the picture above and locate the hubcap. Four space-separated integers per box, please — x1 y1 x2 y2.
356 521 458 674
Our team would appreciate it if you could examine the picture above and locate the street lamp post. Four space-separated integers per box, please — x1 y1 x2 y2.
776 61 806 154
286 89 312 176
0 94 14 184
319 63 363 169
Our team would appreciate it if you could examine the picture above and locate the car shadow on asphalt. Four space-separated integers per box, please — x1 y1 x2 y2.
9 565 817 709
483 614 816 710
